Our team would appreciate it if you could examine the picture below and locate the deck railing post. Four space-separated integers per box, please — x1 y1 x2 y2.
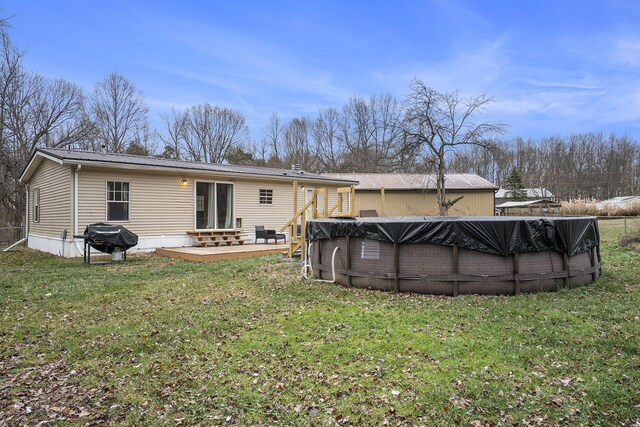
349 185 356 217
301 210 307 261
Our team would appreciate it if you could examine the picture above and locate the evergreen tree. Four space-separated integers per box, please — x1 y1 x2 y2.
505 169 527 200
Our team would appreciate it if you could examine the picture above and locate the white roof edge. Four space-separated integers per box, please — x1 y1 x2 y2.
19 151 64 182
496 199 545 208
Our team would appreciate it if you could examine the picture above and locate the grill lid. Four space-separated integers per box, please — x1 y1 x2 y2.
83 223 138 254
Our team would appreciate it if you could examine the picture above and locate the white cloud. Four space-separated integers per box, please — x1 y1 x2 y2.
370 36 510 99
137 15 640 139
611 38 640 67
166 26 353 104
520 79 602 91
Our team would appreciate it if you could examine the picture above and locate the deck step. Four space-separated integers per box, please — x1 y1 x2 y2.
186 230 248 247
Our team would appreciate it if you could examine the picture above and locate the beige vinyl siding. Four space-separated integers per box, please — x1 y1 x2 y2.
28 159 72 237
234 181 343 234
77 166 346 237
78 167 194 236
235 180 299 233
354 190 495 216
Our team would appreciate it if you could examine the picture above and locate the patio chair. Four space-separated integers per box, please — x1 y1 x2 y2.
255 225 286 244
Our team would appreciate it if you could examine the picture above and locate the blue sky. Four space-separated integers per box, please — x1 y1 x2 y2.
5 0 640 141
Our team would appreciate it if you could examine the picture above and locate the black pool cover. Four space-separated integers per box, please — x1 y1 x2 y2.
84 223 138 254
306 216 599 257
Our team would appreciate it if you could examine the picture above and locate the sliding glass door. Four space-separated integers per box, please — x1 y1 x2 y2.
195 181 234 229
216 183 234 229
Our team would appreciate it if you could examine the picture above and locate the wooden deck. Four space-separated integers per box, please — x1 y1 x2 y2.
156 243 287 262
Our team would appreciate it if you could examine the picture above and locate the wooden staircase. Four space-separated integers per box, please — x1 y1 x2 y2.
279 182 356 259
186 229 248 247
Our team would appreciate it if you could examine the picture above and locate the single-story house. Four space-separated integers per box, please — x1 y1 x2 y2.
19 148 355 257
322 173 498 216
495 199 549 215
596 196 640 212
495 187 557 205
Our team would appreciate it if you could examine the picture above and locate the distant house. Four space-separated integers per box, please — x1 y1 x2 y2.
495 188 557 205
322 173 498 216
596 196 640 212
19 148 355 257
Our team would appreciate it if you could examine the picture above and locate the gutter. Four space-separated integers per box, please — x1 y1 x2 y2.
74 164 81 236
7 183 31 252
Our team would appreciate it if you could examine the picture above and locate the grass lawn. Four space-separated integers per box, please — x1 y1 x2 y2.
1 220 639 425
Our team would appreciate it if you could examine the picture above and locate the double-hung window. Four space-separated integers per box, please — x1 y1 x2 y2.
107 181 129 221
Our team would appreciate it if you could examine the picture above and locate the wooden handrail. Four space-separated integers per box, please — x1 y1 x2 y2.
281 184 356 258
280 198 315 232
328 201 340 215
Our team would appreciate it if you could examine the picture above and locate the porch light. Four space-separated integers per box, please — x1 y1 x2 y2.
180 179 188 185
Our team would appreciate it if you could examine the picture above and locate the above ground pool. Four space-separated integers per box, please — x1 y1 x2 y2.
306 216 600 296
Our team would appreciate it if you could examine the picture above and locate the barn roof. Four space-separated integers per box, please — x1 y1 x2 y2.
322 173 498 191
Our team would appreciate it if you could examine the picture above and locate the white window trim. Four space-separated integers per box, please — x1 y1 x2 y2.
193 179 236 230
106 181 130 222
259 189 274 206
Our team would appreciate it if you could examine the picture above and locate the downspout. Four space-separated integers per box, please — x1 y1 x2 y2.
74 164 83 255
4 184 30 252
24 183 29 239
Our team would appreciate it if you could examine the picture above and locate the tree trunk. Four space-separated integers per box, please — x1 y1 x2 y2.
437 152 447 215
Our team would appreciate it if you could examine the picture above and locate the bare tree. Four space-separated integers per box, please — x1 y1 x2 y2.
283 116 317 171
9 75 90 151
335 93 408 172
160 108 188 159
402 79 507 215
448 132 640 202
339 95 387 171
180 103 249 163
369 93 405 171
313 107 343 171
91 72 149 153
0 22 91 227
0 24 24 227
260 112 284 167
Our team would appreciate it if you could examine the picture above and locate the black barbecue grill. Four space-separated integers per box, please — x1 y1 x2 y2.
80 223 138 264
